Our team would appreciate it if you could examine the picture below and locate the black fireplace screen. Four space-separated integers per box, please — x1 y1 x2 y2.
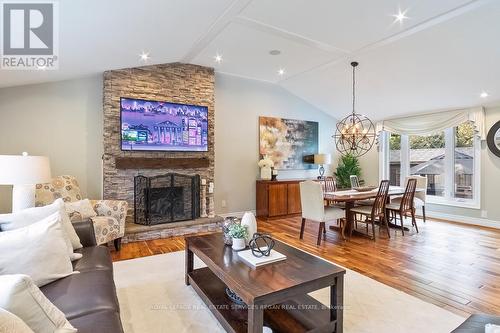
134 173 200 225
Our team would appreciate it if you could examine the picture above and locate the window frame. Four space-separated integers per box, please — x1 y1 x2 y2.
379 126 481 209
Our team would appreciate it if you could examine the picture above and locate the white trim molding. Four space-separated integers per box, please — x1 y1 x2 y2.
427 210 499 229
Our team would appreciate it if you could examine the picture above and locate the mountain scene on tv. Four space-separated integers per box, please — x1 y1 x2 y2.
121 98 208 151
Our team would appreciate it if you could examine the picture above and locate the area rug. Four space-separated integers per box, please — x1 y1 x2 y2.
113 251 465 333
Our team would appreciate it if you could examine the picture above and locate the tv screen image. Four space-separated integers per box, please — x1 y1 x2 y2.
121 98 208 152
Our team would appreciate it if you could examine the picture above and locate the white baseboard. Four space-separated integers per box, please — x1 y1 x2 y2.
427 210 499 229
217 210 257 219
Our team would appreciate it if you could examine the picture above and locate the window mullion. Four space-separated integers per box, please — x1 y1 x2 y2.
400 134 409 185
444 128 455 199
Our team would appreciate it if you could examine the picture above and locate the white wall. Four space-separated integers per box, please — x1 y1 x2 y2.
358 106 500 223
0 76 103 213
0 73 338 215
215 74 338 214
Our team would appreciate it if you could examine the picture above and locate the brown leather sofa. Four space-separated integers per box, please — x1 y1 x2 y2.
40 220 124 333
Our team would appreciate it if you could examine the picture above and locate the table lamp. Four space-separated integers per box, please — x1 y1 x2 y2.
0 153 51 212
314 154 331 179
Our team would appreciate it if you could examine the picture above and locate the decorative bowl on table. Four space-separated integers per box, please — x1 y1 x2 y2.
353 186 377 192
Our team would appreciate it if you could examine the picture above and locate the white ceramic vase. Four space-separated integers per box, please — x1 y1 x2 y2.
232 238 246 251
260 166 272 180
241 211 257 244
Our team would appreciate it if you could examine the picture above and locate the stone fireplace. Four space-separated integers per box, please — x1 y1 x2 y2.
102 62 221 242
134 173 200 225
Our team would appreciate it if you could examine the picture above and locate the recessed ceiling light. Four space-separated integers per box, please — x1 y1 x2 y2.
277 68 285 76
392 9 409 23
480 91 489 98
139 51 150 63
214 53 223 64
269 50 281 56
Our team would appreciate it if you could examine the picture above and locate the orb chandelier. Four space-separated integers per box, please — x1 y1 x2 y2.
333 62 375 157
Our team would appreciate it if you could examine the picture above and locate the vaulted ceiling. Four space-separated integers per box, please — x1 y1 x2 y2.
1 0 499 120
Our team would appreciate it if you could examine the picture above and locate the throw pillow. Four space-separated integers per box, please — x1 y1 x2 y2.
65 199 97 222
0 198 82 250
0 213 75 287
0 308 35 333
0 275 76 333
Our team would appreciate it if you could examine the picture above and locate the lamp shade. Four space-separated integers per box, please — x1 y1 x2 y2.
314 154 331 165
0 155 51 185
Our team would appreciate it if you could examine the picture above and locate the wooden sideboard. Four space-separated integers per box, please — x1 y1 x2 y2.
256 179 304 219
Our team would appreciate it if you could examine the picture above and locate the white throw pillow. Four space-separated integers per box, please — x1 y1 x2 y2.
0 275 76 333
65 199 97 222
0 308 35 333
0 198 82 251
0 213 75 287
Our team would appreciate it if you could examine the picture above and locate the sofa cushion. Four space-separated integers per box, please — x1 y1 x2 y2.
73 246 113 272
0 274 76 333
69 310 123 333
40 269 119 320
0 214 75 287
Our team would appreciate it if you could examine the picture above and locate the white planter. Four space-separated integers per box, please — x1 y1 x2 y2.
232 238 246 251
260 166 272 180
241 211 257 243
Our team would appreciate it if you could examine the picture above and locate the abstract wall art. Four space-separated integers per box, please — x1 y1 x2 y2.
259 116 319 170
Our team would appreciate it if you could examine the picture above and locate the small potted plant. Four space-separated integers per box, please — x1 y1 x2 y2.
228 223 248 251
258 156 274 180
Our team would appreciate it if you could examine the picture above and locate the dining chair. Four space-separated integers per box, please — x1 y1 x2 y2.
324 176 337 192
385 178 418 235
299 180 345 245
350 175 360 188
391 175 427 223
349 180 391 240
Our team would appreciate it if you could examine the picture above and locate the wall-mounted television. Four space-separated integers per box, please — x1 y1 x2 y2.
120 97 208 152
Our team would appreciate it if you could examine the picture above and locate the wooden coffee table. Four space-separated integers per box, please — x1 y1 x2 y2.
185 233 345 333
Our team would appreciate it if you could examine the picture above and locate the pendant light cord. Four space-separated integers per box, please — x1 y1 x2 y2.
352 63 356 116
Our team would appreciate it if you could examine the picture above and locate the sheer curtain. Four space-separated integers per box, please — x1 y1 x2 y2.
376 107 485 140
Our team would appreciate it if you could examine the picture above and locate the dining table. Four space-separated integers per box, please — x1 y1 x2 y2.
323 186 424 239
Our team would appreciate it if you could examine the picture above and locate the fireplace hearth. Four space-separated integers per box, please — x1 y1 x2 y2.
134 173 200 225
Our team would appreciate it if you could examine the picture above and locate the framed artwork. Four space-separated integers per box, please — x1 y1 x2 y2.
259 116 319 170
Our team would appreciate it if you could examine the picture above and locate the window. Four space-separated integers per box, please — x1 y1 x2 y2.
380 121 480 208
454 121 475 200
409 131 446 197
389 134 401 186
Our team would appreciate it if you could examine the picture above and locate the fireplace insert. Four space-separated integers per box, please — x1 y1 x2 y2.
134 173 200 225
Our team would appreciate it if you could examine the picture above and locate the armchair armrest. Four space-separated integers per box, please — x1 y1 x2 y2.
90 199 128 236
72 219 97 247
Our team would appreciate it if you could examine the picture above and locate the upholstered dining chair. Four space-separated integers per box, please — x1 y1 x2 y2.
35 175 128 250
299 180 345 245
391 175 427 223
349 180 391 240
385 178 418 235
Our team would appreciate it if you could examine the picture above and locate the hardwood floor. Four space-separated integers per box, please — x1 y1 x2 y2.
111 217 500 318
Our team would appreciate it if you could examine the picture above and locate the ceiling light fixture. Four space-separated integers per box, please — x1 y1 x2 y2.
277 68 285 76
214 53 223 64
480 91 489 98
139 51 150 63
333 62 375 157
392 9 409 23
269 50 281 56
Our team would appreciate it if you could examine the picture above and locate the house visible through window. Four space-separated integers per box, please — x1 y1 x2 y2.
381 121 480 208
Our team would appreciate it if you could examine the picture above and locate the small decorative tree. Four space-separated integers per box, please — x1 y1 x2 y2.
334 153 361 189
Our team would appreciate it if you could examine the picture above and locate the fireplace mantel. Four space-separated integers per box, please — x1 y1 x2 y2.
115 157 209 170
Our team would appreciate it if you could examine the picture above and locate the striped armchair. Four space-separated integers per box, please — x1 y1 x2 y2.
35 175 127 250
